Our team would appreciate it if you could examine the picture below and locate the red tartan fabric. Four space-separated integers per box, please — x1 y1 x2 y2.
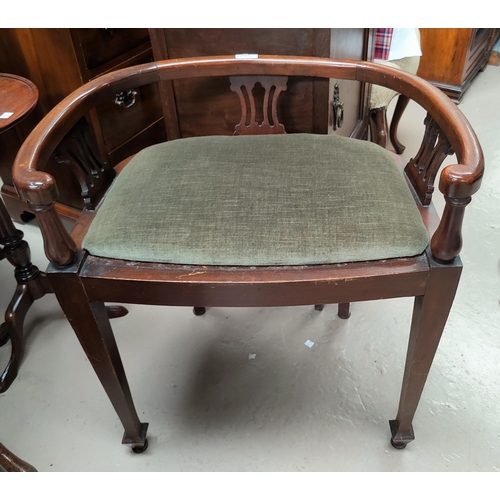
374 28 394 60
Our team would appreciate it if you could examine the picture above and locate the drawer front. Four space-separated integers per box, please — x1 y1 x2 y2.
74 28 150 70
97 81 163 154
95 54 163 156
463 28 491 81
107 118 167 167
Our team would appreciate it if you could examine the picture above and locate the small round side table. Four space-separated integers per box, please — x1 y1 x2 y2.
0 73 41 472
0 73 127 471
0 73 48 394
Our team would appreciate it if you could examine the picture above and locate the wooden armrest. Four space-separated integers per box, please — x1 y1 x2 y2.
440 161 484 199
357 62 483 262
12 56 484 266
356 62 484 196
14 62 160 206
13 63 160 266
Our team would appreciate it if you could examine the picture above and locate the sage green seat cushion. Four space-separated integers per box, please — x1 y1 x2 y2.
83 134 429 266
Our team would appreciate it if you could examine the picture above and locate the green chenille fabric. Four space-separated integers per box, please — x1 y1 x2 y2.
82 134 429 266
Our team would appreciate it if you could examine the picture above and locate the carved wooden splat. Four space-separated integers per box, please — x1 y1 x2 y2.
54 118 115 210
229 76 288 135
404 113 454 205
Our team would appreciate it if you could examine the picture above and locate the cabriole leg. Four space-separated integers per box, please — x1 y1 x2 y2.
390 94 410 154
0 214 46 393
0 284 34 393
49 271 148 452
390 259 462 448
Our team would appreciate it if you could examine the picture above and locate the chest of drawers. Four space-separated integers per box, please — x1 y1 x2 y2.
0 28 166 222
417 28 494 102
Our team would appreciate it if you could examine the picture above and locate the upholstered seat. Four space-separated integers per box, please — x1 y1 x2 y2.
83 134 429 266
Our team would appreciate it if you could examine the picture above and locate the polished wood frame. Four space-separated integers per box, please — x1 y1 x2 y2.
12 56 484 452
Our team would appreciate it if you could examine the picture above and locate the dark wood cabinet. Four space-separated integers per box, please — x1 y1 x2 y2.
0 28 373 223
417 28 494 102
0 28 166 222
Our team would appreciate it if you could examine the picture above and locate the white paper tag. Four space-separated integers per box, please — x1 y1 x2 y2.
0 112 14 119
388 28 422 60
304 340 315 348
235 53 258 59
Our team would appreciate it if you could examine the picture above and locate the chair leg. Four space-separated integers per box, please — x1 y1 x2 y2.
369 108 388 149
390 95 410 154
338 302 351 319
314 304 351 317
0 324 8 347
390 260 462 449
49 272 148 452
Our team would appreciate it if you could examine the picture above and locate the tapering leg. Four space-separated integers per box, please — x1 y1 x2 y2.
49 269 148 452
0 443 37 472
314 304 324 311
0 284 34 393
390 258 462 448
369 108 388 149
338 302 351 319
390 95 410 154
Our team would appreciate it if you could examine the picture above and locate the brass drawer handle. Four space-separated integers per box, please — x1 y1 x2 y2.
114 89 137 109
332 82 344 131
